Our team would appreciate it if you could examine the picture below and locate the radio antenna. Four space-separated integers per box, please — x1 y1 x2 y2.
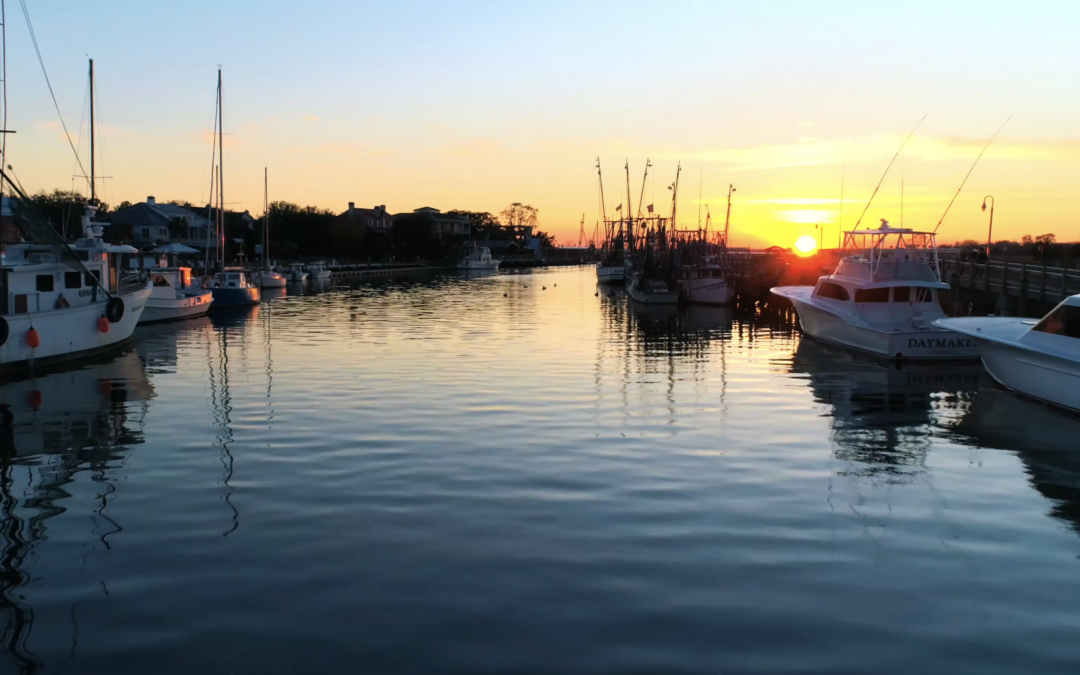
852 114 926 230
932 115 1011 234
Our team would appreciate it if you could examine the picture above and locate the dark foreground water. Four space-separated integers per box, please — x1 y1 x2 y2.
2 266 1079 674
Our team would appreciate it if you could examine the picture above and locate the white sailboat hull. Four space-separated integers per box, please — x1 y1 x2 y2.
0 283 152 374
775 286 979 361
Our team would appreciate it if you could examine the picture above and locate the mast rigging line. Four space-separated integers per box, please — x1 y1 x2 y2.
932 115 1011 234
852 114 926 231
17 0 88 184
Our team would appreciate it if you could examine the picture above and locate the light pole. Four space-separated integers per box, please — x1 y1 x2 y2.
982 195 994 259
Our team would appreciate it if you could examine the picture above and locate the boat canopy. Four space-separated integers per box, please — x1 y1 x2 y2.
838 219 940 283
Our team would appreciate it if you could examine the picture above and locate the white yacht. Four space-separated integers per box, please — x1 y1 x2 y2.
141 267 214 324
677 257 734 305
307 261 332 280
935 295 1080 413
458 244 500 271
626 271 679 305
772 221 978 361
0 205 152 375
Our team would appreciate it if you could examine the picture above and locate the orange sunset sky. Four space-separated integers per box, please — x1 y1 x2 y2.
4 1 1079 248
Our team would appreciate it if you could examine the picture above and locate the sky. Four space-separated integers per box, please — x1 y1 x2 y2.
3 0 1079 248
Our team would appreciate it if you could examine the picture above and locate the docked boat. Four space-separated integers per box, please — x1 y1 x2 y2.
0 203 152 375
458 244 500 271
772 222 978 361
677 262 733 305
935 295 1080 413
210 268 261 307
286 263 308 282
141 267 214 323
253 169 286 289
252 269 286 288
307 260 332 280
627 271 679 304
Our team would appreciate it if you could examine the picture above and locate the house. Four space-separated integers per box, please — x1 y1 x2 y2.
394 207 470 238
339 202 392 233
109 196 216 250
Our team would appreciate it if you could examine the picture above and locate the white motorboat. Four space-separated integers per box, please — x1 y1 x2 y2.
307 260 332 280
677 257 734 305
210 268 261 307
626 271 678 305
286 263 308 282
596 262 630 284
772 222 978 361
252 269 286 288
458 244 500 271
935 295 1080 413
0 204 152 375
141 267 214 324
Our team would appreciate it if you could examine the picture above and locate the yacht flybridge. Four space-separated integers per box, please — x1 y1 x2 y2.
772 221 978 361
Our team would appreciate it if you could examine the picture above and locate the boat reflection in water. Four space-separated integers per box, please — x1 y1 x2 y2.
790 338 983 479
0 349 154 673
949 387 1080 534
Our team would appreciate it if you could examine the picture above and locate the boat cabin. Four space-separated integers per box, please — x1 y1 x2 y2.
213 270 250 289
2 238 138 316
835 223 941 284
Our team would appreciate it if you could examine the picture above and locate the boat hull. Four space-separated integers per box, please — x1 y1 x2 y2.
210 286 260 307
978 340 1080 413
310 271 332 280
775 287 978 361
681 278 734 305
0 284 151 376
596 264 628 284
140 291 214 324
627 283 679 305
256 273 287 288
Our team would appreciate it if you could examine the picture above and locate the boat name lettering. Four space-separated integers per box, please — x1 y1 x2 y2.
906 337 977 349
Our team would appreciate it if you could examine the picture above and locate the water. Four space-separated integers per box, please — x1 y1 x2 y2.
2 266 1080 674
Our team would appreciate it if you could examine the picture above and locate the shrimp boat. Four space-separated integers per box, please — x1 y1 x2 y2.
0 201 152 374
935 295 1080 413
772 222 977 361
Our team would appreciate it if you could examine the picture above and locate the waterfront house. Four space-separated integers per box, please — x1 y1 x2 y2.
340 203 392 234
110 196 217 251
393 207 470 238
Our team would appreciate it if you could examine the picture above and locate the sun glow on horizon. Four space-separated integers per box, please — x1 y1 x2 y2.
795 236 818 255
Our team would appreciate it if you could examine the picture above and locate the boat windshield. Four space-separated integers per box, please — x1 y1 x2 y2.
1032 304 1080 339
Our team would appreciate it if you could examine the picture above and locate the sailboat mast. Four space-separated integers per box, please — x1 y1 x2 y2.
624 160 634 256
89 58 95 203
217 68 224 272
724 184 734 248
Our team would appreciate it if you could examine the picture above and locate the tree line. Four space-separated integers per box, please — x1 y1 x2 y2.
944 233 1080 264
18 189 555 264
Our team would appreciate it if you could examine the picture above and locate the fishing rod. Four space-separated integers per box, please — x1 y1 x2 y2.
932 116 1011 234
852 114 926 230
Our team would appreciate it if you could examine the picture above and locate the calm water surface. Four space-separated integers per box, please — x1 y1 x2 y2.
2 266 1079 674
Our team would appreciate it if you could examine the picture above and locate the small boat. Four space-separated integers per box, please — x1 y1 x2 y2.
286 263 308 282
210 268 260 307
252 268 286 288
677 256 734 305
626 271 678 304
596 262 630 284
307 260 332 280
458 244 500 271
1 204 152 375
935 295 1080 413
141 266 214 323
772 222 978 361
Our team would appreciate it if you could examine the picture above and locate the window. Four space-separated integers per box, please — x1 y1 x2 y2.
142 228 150 238
1032 305 1080 339
84 271 100 287
915 287 934 303
893 286 910 302
855 288 890 303
65 271 82 289
938 289 952 313
816 282 850 301
36 274 54 292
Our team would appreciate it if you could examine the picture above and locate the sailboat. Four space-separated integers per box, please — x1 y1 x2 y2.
206 68 260 308
251 167 285 289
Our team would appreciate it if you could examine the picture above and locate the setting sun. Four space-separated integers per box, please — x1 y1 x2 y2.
795 236 818 255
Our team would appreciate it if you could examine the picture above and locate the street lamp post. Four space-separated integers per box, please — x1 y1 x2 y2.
982 195 994 260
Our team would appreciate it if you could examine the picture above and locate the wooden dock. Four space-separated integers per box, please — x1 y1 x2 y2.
940 258 1080 316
